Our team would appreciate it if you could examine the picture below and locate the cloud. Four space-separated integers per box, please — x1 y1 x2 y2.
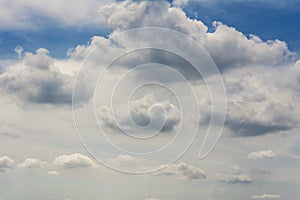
0 0 112 31
226 119 292 137
106 154 146 171
172 0 189 7
99 0 293 70
97 93 180 133
216 172 252 184
223 66 298 137
52 153 97 169
248 150 276 160
0 48 74 105
0 156 15 172
48 171 59 176
160 162 206 180
145 198 160 200
18 158 48 168
0 125 21 138
252 194 280 199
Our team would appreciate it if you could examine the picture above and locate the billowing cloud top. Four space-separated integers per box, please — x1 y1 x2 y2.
52 153 97 169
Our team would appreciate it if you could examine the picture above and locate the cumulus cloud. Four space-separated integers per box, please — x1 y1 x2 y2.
252 194 280 199
223 66 298 137
160 162 206 180
0 156 15 172
0 48 74 105
52 153 97 169
18 158 48 168
97 93 180 133
248 150 276 160
99 0 293 70
216 172 252 184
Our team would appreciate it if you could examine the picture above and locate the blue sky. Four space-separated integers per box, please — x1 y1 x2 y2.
1 0 300 59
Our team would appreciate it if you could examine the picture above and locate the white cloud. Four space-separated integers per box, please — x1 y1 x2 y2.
0 48 74 105
0 0 112 31
216 172 252 184
106 154 143 171
52 153 97 169
248 150 276 160
223 65 299 137
97 93 180 133
160 162 206 180
145 198 160 200
0 156 15 172
99 0 293 70
18 158 48 168
172 0 189 7
48 170 59 176
252 194 281 199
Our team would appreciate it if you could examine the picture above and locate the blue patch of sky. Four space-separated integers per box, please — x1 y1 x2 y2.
0 26 111 59
1 0 300 59
183 0 300 55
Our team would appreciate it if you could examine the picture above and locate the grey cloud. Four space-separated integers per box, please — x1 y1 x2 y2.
0 125 21 138
226 119 292 137
160 162 206 180
223 69 298 137
0 48 73 105
97 93 180 133
111 48 202 82
0 156 15 172
216 172 252 184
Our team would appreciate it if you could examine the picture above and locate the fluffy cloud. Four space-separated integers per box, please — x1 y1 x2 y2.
0 156 15 172
160 162 206 180
216 172 252 184
248 150 276 160
223 65 299 137
97 93 180 133
99 0 293 70
18 158 48 168
52 153 97 169
252 194 280 199
78 1 299 140
0 48 73 105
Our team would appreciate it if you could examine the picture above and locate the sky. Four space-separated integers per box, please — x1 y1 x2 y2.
0 0 300 200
